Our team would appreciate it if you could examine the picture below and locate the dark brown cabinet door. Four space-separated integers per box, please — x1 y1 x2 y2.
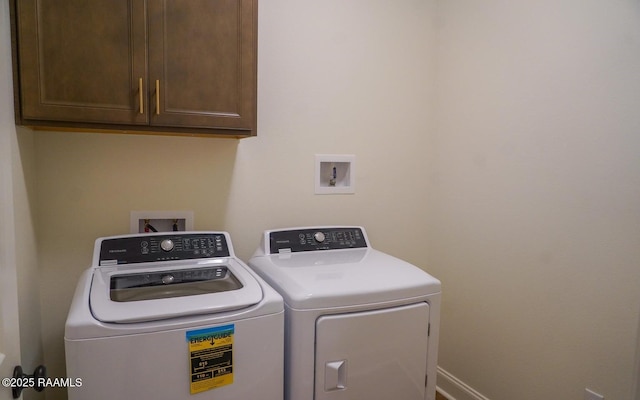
15 0 148 125
147 0 256 132
12 0 257 136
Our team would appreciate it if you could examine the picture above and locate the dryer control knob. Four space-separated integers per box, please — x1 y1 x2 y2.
160 239 174 252
314 232 326 243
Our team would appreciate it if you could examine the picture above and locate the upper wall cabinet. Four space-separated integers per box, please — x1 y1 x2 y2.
10 0 257 137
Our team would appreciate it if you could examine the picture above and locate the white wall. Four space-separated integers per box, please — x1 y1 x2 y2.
431 1 640 399
12 126 43 400
225 0 437 259
0 4 22 400
0 2 43 400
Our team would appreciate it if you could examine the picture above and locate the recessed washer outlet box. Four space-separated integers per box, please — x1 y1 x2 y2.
130 211 194 233
315 154 356 195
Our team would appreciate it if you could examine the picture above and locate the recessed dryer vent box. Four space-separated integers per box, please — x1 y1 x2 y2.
315 154 355 194
130 211 194 233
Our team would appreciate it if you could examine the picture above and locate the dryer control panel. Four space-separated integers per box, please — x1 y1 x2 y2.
99 233 230 265
269 227 368 254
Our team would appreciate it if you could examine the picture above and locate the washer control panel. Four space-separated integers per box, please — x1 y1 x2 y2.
269 227 367 254
99 233 230 265
111 266 229 290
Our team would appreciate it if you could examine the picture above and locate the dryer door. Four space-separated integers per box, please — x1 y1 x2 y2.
314 302 430 400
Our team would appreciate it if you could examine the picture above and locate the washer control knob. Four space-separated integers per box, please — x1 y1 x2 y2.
160 239 174 252
161 274 175 284
314 231 326 243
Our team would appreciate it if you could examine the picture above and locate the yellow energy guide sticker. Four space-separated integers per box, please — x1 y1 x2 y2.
186 324 234 394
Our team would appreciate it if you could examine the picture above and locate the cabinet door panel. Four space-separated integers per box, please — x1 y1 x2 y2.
148 0 256 132
17 0 147 125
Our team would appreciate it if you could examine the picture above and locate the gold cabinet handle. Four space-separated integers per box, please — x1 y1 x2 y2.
138 78 144 114
155 80 160 115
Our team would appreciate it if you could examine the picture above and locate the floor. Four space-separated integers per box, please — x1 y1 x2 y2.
436 392 448 400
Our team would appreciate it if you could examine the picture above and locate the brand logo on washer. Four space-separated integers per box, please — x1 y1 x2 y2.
109 249 127 253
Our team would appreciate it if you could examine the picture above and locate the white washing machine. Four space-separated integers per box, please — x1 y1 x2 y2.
248 226 441 400
65 231 284 400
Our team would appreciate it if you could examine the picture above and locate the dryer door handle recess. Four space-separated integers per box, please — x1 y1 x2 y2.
325 360 347 391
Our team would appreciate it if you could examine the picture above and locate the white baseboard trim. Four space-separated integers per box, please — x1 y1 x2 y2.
436 367 491 400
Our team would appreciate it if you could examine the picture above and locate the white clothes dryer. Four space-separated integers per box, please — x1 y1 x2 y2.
248 226 441 400
65 232 284 400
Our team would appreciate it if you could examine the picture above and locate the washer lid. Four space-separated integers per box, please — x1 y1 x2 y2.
248 248 441 310
89 258 263 323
